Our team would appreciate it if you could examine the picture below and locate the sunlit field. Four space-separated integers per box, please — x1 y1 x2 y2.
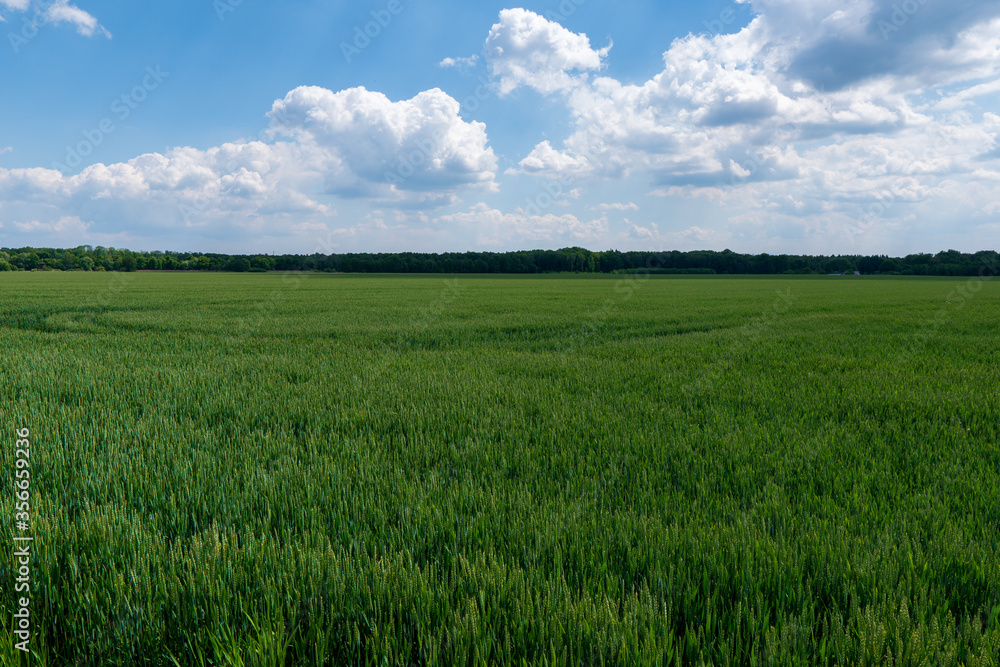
2 272 998 665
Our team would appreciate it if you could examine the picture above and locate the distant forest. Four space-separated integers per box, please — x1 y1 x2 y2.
1 246 997 276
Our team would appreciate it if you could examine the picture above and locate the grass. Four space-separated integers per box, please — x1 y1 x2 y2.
1 271 998 665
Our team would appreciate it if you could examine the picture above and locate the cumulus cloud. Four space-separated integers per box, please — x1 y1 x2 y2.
4 4 999 253
439 55 479 68
0 0 30 11
45 0 110 38
595 202 638 212
13 214 88 234
437 201 608 247
514 139 593 176
267 86 497 202
484 8 611 95
1 1 109 38
0 86 498 242
765 0 1000 91
628 222 729 248
491 3 1000 245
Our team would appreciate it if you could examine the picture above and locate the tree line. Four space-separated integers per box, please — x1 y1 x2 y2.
0 245 996 276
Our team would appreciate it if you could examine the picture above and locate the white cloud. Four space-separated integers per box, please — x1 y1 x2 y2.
4 3 1000 254
594 202 638 212
936 77 1000 111
0 86 498 243
439 55 479 68
1 1 110 38
484 8 611 95
0 146 12 154
490 1 1000 247
513 139 592 176
437 202 608 247
45 0 109 38
628 222 729 248
13 214 88 234
267 86 497 202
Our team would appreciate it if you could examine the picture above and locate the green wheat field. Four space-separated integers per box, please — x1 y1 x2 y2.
1 272 998 665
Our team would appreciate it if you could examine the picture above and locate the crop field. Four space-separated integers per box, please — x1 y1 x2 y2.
1 271 999 665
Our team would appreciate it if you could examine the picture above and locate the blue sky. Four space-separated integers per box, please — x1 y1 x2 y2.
1 0 999 255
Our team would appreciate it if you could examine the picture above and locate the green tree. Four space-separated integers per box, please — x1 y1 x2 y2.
250 256 274 271
227 257 251 272
14 252 40 270
879 258 903 274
